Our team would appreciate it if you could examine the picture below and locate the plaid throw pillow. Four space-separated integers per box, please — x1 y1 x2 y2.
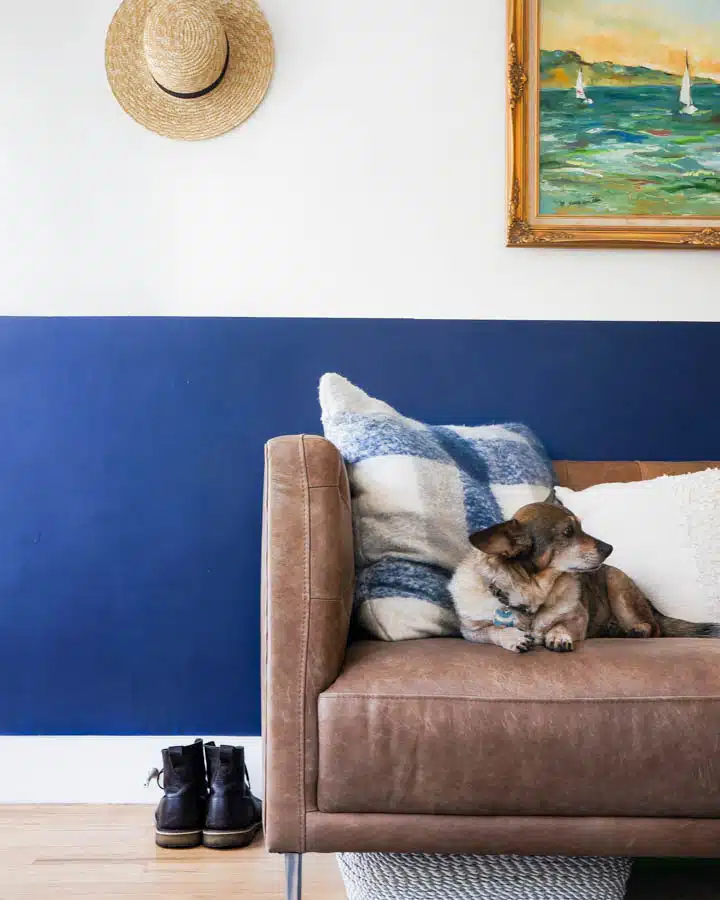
320 374 554 640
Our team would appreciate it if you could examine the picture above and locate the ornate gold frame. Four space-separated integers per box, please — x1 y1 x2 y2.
507 0 720 248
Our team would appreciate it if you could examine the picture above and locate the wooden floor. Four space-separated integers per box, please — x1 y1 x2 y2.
0 806 718 899
0 806 345 899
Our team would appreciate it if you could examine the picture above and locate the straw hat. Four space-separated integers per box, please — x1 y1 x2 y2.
105 0 274 140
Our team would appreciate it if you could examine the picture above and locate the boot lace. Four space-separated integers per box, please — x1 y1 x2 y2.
144 757 252 790
144 767 164 790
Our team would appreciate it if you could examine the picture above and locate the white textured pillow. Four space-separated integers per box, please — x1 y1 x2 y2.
556 468 720 625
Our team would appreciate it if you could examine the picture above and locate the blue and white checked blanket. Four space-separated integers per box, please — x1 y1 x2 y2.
320 374 554 640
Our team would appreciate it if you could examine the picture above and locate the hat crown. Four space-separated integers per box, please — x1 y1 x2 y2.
143 0 227 95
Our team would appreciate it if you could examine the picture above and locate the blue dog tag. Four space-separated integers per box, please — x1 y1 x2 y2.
493 607 517 628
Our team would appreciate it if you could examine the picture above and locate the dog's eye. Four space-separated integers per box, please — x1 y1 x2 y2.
562 523 574 538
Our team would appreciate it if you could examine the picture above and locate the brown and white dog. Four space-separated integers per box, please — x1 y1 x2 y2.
449 497 720 653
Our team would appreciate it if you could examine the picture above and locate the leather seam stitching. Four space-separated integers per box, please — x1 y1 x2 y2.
305 811 709 819
261 442 270 831
298 436 311 853
318 694 720 703
309 481 352 514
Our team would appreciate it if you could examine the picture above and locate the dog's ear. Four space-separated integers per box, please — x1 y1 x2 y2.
544 488 568 509
469 520 533 558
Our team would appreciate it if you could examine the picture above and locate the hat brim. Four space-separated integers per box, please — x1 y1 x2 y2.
105 0 274 140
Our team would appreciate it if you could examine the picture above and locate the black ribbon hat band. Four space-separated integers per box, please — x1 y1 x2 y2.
152 35 230 99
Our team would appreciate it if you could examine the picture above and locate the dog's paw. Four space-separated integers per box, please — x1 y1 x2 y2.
545 632 574 653
628 624 653 638
497 627 533 654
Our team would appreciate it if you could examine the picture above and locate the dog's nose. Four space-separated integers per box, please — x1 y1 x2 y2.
596 540 613 559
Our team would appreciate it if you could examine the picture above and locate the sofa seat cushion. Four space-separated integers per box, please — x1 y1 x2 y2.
317 638 720 817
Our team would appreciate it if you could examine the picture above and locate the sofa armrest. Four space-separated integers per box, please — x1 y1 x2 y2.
262 435 354 852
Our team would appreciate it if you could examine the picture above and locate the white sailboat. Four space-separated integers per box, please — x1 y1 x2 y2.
679 50 698 115
575 67 594 105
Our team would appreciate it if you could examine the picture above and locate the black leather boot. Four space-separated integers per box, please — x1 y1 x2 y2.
150 739 207 849
203 743 262 849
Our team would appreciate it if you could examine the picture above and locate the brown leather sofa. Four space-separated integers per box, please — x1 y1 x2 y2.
262 435 720 900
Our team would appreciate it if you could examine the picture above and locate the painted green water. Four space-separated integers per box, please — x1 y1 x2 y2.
540 85 720 216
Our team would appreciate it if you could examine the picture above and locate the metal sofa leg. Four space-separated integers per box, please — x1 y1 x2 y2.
285 853 303 900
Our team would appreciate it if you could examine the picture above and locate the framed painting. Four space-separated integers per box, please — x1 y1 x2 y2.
508 0 720 247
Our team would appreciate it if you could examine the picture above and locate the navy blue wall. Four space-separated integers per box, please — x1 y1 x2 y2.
1 317 720 735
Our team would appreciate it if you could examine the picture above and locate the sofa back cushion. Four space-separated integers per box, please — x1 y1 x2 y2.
554 460 717 491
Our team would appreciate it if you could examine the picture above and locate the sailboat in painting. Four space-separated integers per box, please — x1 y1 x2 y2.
575 67 593 104
679 50 699 114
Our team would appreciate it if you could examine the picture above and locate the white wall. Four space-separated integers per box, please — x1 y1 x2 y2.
0 737 262 803
0 2 716 805
0 0 718 321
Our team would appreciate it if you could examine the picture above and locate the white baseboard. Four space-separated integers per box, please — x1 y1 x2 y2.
0 736 262 804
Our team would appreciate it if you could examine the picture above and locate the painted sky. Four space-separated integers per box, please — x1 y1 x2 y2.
542 0 720 79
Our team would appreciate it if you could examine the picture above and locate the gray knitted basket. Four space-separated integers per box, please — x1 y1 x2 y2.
337 853 632 900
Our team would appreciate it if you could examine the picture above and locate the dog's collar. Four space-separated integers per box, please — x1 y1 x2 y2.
493 606 517 628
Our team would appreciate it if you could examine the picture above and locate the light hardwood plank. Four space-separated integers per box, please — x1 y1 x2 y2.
3 806 715 900
0 806 346 899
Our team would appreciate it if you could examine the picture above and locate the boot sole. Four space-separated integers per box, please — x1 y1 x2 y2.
155 828 203 849
202 821 262 849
